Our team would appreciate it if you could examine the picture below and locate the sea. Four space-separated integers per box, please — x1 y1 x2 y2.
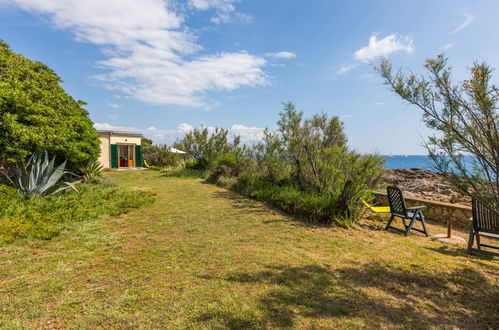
383 155 485 177
381 155 435 171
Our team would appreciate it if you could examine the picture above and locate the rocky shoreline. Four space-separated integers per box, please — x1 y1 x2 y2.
381 168 471 206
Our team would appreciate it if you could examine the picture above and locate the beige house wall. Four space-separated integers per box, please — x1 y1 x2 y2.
110 136 142 145
98 135 111 168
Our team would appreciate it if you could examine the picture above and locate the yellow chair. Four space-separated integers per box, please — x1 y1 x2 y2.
362 199 390 219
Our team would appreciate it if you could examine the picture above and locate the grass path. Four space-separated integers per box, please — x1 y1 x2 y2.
1 171 497 328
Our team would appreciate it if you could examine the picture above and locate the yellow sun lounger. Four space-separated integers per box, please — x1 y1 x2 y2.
362 199 391 216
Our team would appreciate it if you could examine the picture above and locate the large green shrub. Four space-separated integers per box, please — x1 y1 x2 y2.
142 138 156 165
174 127 240 170
143 142 180 168
213 153 237 176
253 129 292 183
0 40 99 171
250 103 384 221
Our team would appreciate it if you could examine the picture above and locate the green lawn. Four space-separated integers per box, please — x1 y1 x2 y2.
1 170 497 328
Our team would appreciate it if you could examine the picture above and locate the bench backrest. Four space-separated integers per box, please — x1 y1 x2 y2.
387 186 407 218
472 198 499 235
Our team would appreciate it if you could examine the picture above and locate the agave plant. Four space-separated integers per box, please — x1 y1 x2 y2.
0 151 77 198
80 160 104 184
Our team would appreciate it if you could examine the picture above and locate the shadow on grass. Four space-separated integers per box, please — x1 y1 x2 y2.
427 245 498 264
426 244 471 257
198 263 498 328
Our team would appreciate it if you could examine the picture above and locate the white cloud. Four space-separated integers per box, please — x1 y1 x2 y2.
230 124 265 141
94 122 178 142
188 0 251 24
372 102 386 105
153 133 165 140
107 102 120 109
452 13 474 34
265 52 297 59
7 0 267 107
443 42 455 49
354 34 414 63
336 64 357 75
190 0 219 10
94 122 264 144
178 122 194 133
94 122 144 134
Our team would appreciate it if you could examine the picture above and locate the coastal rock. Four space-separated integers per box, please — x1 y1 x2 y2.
382 168 471 206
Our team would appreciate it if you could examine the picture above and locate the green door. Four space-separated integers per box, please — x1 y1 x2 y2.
110 144 119 168
135 145 143 167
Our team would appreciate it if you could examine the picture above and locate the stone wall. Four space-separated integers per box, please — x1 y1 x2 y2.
374 191 472 228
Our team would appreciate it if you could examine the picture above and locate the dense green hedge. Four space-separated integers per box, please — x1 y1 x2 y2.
0 40 99 171
0 183 154 244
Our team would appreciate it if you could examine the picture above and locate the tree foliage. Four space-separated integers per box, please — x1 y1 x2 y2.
142 138 155 163
377 55 498 209
142 139 180 168
253 102 384 219
254 129 291 183
0 40 99 171
174 127 241 170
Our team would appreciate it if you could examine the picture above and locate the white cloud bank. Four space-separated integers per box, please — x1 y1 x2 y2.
94 122 264 144
5 0 274 107
354 34 414 63
452 13 474 34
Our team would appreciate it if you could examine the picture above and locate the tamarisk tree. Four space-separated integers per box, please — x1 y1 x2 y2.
271 102 384 219
377 55 498 209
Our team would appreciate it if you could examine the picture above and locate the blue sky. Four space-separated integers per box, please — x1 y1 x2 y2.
1 0 498 154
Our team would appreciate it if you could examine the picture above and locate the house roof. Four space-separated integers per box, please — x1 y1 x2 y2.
96 130 144 138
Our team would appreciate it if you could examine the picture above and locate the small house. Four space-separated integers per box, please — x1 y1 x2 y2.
97 130 143 168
